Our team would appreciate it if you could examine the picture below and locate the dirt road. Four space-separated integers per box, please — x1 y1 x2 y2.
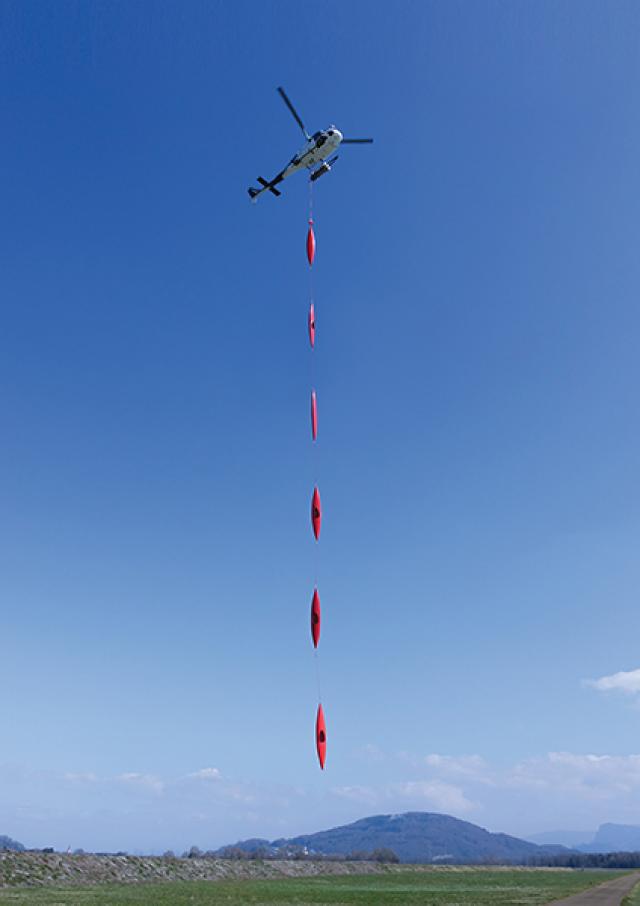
548 871 640 905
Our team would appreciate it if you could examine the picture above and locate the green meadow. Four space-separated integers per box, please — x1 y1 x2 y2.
0 868 623 905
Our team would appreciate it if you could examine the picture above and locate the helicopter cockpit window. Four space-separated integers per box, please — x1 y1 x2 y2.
316 134 327 147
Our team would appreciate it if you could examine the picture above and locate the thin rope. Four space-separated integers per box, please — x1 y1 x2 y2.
308 178 323 747
309 179 318 587
314 648 322 703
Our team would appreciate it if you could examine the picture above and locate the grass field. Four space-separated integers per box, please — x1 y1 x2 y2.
624 879 640 904
0 869 623 905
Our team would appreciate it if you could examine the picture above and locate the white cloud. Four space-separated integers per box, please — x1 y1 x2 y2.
331 779 476 815
186 768 221 782
394 780 476 814
587 668 640 695
358 744 386 763
423 754 493 784
10 748 640 852
0 763 310 851
508 752 640 799
331 785 378 805
116 772 165 795
358 746 640 813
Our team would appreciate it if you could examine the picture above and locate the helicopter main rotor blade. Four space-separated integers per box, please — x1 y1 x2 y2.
277 87 309 139
341 138 374 144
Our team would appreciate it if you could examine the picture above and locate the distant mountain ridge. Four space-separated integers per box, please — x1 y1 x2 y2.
580 824 640 853
218 812 569 864
529 823 640 854
527 830 594 848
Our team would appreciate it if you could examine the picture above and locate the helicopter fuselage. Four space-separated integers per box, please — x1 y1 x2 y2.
284 127 343 177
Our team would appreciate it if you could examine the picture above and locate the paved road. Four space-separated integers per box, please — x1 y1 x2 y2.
548 871 640 905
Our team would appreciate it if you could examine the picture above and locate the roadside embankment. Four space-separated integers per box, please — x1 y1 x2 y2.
0 853 392 888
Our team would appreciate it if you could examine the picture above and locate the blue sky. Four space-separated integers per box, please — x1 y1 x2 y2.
2 0 640 853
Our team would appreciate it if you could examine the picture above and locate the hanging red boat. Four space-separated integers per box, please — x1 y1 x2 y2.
306 219 316 266
311 486 321 539
316 703 327 769
311 588 321 648
311 390 318 441
308 303 315 348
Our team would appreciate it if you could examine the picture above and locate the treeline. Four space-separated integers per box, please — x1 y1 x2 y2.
0 836 25 852
185 846 399 863
523 852 640 869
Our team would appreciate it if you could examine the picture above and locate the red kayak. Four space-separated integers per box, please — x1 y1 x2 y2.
311 487 321 540
311 390 318 441
311 588 321 648
316 703 327 769
306 219 316 266
308 303 315 348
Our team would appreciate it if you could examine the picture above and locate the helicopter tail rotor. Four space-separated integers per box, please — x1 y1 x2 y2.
248 176 283 201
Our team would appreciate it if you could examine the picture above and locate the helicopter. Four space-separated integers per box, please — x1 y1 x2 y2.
247 87 373 201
